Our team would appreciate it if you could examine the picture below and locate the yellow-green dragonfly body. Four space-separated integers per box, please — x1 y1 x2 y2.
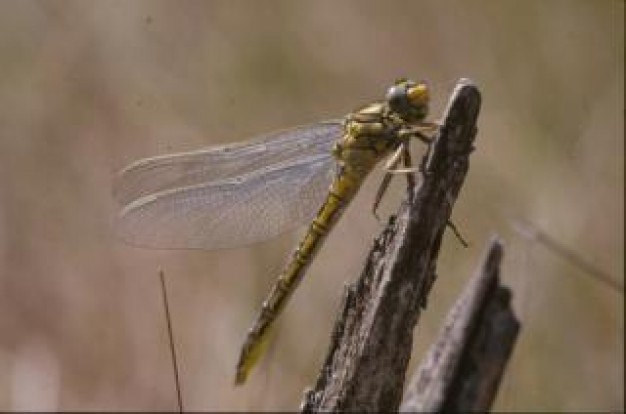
114 79 435 384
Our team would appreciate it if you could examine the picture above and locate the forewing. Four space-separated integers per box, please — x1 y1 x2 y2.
116 153 337 249
114 121 343 206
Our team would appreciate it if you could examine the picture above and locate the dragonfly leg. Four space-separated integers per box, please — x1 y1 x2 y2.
414 123 440 175
383 144 404 171
385 167 420 174
384 143 419 175
418 120 442 129
373 146 404 220
372 173 393 221
446 219 470 247
399 122 439 144
402 143 417 194
373 142 420 219
395 121 438 176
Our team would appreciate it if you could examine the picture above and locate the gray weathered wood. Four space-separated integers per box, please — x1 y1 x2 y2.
300 79 481 413
400 238 520 412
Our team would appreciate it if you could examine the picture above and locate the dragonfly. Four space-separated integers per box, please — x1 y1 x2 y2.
114 79 441 385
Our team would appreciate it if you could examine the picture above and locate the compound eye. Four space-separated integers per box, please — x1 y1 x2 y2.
386 84 409 111
407 83 429 106
386 84 405 102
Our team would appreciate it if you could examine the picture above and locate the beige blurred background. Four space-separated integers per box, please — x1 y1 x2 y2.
0 0 623 411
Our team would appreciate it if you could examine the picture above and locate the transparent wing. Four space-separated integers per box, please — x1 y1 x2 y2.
113 121 343 206
117 154 336 249
115 122 343 249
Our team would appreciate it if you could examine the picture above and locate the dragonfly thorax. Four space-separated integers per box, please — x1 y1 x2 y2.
332 102 404 177
332 78 432 172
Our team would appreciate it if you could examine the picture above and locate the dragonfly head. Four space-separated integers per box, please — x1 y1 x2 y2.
386 79 429 123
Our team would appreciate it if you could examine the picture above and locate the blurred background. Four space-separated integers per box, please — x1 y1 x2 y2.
0 0 622 411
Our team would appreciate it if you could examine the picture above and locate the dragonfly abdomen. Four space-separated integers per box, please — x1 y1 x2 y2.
234 165 365 384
